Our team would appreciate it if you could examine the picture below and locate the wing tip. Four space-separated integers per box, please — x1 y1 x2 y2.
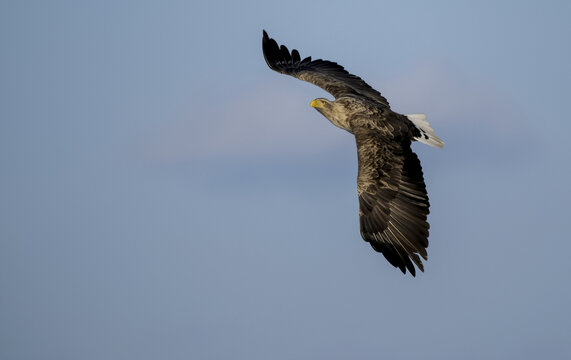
262 30 304 73
262 30 280 69
367 236 425 277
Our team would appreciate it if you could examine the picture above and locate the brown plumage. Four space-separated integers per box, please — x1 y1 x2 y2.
262 30 444 276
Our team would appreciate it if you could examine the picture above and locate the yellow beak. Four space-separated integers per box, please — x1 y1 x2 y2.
310 99 323 108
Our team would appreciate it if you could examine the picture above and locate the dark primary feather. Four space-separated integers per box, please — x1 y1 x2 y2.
262 30 390 107
354 124 430 276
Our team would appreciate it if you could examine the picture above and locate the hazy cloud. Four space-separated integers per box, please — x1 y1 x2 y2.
142 62 537 166
142 82 348 162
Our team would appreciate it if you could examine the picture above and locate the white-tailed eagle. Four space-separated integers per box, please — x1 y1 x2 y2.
262 30 444 276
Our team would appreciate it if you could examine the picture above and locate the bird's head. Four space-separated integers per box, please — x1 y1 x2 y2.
310 97 351 131
310 98 335 117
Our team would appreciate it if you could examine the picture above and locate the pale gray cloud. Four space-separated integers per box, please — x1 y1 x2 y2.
142 82 348 162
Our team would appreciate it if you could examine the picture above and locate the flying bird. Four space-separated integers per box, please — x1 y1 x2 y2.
262 30 444 276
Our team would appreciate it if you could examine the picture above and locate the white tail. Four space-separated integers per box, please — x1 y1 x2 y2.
406 114 445 149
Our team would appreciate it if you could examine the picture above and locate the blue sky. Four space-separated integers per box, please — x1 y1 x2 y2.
1 1 571 359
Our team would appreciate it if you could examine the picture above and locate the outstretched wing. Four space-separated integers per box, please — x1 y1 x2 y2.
262 30 390 107
355 126 430 276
